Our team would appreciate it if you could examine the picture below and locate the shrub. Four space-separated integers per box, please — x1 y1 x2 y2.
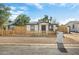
57 25 69 33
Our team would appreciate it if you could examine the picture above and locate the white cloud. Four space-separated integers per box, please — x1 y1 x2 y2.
49 3 79 8
48 3 56 6
10 6 28 11
9 15 17 21
10 6 16 10
34 3 43 10
10 10 24 15
9 6 29 21
59 3 67 7
9 10 25 21
49 3 67 7
70 4 79 9
30 18 40 22
59 3 79 9
19 6 28 11
20 7 26 10
59 18 77 25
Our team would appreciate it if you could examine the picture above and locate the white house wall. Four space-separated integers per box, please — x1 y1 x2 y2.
35 25 39 32
53 25 57 32
26 25 30 31
26 23 57 32
26 25 39 32
77 24 79 32
67 23 79 32
75 24 79 32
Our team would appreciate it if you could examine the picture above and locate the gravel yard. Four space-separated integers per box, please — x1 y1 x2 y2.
64 33 79 44
0 36 78 45
0 37 56 44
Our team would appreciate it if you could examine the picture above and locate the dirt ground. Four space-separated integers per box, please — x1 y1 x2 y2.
0 37 56 44
64 32 79 44
0 33 78 55
0 36 78 45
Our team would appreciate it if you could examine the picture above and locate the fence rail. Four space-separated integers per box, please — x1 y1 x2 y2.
0 29 56 37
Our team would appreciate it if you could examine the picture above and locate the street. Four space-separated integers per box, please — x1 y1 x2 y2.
0 36 78 55
0 45 79 55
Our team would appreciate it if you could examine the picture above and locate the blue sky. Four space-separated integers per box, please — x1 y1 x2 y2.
4 3 79 24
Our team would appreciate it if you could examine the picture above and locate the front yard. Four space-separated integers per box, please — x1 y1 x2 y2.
0 35 78 45
0 37 56 44
64 32 79 44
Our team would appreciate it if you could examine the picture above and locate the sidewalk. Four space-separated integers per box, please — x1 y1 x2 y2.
0 36 79 54
0 43 79 48
0 44 79 55
0 36 78 48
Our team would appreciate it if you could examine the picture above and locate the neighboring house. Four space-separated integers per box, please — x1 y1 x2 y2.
26 20 58 33
4 20 15 30
66 21 79 32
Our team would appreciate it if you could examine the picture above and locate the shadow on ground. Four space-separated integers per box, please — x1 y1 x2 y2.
57 43 68 53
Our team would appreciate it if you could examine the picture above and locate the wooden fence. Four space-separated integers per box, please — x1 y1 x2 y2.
0 26 56 37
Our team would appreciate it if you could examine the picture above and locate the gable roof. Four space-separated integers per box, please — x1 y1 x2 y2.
26 21 58 25
66 21 79 25
26 22 38 25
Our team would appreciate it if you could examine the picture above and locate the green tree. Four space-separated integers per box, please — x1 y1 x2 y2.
40 15 49 22
43 15 49 22
39 15 54 23
14 14 30 26
0 4 11 27
49 16 52 23
49 16 58 24
39 15 58 24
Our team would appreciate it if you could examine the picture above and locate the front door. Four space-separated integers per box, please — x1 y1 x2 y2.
41 25 46 31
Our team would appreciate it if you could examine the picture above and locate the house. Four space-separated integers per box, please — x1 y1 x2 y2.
2 20 17 31
66 21 79 32
26 20 58 33
4 19 58 34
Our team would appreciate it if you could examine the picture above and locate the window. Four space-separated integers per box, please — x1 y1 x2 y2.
72 24 74 29
49 25 53 31
30 25 35 31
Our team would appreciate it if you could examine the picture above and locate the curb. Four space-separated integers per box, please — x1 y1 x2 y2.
0 43 79 48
